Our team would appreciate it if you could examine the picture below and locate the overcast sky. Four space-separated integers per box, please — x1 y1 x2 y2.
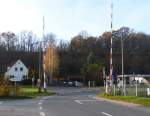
0 0 150 40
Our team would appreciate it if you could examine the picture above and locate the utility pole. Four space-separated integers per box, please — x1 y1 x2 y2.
134 73 138 96
103 67 108 93
103 67 106 88
109 0 113 92
43 16 47 92
51 48 53 84
121 29 126 96
38 42 42 93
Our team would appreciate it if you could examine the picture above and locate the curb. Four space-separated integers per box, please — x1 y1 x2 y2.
94 96 141 107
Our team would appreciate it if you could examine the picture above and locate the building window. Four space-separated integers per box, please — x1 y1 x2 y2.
23 75 27 79
20 67 23 71
10 75 14 78
15 67 18 71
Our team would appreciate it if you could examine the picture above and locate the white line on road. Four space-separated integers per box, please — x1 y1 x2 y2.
40 100 44 102
38 102 42 105
0 102 3 105
80 100 102 102
39 106 43 110
40 112 46 116
42 96 51 100
75 100 83 104
88 95 94 98
101 112 112 116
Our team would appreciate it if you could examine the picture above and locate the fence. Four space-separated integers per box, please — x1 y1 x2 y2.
111 84 150 97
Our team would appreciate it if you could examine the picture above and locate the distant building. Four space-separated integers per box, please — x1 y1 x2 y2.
117 74 150 86
5 60 29 81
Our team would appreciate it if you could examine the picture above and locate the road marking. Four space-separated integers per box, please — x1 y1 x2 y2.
40 100 44 102
38 102 42 105
75 100 83 104
88 95 94 98
80 100 102 102
39 106 43 110
40 112 46 116
74 99 102 104
42 96 51 100
0 102 3 105
101 112 112 116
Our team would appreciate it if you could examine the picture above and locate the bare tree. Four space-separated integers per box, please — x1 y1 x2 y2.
19 31 37 52
1 32 18 51
0 33 6 50
78 30 89 39
43 33 56 48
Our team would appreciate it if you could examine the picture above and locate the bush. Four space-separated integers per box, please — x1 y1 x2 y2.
0 85 21 96
0 86 10 96
0 77 10 85
21 79 32 85
0 78 21 96
115 89 122 96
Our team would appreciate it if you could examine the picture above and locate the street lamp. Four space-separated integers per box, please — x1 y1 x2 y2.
38 42 42 93
38 41 47 92
42 16 47 92
42 42 47 92
121 29 126 96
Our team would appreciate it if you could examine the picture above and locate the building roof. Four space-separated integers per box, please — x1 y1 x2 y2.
117 74 150 78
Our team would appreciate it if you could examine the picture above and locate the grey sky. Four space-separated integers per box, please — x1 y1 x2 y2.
0 0 149 40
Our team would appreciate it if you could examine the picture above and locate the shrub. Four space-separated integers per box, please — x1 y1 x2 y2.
0 78 21 96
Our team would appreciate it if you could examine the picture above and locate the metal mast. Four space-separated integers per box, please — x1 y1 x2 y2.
43 16 47 91
109 0 113 85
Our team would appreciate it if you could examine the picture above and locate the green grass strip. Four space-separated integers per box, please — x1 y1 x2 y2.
97 93 150 106
0 86 55 99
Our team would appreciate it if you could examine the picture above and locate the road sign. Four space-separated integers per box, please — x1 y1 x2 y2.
10 78 22 82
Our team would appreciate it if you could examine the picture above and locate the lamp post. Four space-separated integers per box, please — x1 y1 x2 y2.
37 16 47 93
109 0 113 93
38 42 42 93
42 42 47 92
121 29 126 96
42 16 47 92
38 41 47 92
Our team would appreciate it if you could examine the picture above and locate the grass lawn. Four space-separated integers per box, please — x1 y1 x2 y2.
0 86 55 99
97 93 150 106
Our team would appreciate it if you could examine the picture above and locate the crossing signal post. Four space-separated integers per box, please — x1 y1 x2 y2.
109 0 113 93
112 72 117 95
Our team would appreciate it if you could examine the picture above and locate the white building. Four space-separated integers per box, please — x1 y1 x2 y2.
117 74 150 86
5 60 29 81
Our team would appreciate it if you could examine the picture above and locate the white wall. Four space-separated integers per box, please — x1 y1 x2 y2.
5 60 28 81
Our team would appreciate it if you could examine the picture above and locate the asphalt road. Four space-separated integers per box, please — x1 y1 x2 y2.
0 87 150 116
